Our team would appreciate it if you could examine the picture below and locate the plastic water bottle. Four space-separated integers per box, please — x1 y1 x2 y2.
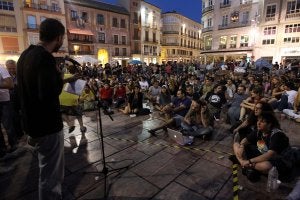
267 166 279 192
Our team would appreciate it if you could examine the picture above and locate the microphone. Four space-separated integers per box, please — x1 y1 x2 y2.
64 56 81 67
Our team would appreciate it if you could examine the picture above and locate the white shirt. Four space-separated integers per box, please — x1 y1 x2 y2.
139 80 149 90
0 66 11 102
286 90 298 105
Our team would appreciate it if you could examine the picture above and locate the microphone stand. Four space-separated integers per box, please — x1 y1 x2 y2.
83 81 130 199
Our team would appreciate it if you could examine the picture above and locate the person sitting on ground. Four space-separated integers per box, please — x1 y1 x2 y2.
79 85 95 111
227 85 248 126
119 84 143 115
146 80 161 105
148 89 191 135
205 84 227 121
232 101 274 140
271 81 298 112
113 83 126 108
283 86 300 123
268 76 284 104
180 99 214 139
231 112 293 182
155 85 171 112
99 82 113 109
158 89 191 120
199 76 214 99
239 86 266 121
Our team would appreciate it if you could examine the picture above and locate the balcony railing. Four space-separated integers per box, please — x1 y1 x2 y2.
203 5 214 14
69 50 94 55
0 26 17 32
144 52 149 55
218 21 250 30
204 46 212 50
162 43 179 46
219 45 226 49
162 31 179 34
23 2 61 13
131 50 141 54
286 12 300 19
69 38 93 43
230 44 237 48
27 23 39 30
202 27 213 33
265 16 275 22
220 1 231 8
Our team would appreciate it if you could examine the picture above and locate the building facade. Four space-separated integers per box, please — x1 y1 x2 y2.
161 11 202 63
255 0 300 64
64 0 131 66
118 0 161 64
201 0 261 64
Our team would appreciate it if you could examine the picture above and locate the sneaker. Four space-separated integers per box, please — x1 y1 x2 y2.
69 126 75 133
148 129 157 136
80 126 87 133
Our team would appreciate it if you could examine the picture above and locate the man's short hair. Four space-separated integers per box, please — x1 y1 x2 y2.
5 59 16 66
39 18 65 42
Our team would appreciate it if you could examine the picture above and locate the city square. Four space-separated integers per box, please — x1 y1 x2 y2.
1 0 300 200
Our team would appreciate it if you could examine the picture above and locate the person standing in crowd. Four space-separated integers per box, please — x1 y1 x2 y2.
17 18 76 200
0 64 14 158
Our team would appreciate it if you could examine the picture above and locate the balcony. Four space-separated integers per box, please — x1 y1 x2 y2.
265 16 275 22
230 44 237 48
285 12 300 19
162 43 179 46
0 25 17 32
202 5 214 15
69 50 94 55
131 50 141 54
220 1 231 8
162 31 179 34
218 21 250 30
202 27 213 33
204 46 212 50
68 38 93 44
23 2 61 13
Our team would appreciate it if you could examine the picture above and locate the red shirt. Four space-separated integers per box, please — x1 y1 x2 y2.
114 86 126 99
99 87 113 100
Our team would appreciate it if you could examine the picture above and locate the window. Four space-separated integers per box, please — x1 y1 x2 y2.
121 36 126 45
71 10 78 21
222 15 228 26
27 15 37 29
145 30 149 41
207 18 212 27
133 12 138 24
208 0 213 6
98 32 105 43
285 24 300 33
112 18 118 27
51 2 59 12
287 0 300 14
115 48 119 56
120 19 126 28
97 14 104 25
122 48 126 56
264 26 276 35
153 32 156 42
240 35 249 47
283 37 300 43
0 1 14 11
134 28 139 39
113 35 118 44
81 12 88 22
262 39 275 45
242 11 249 23
219 36 227 49
230 35 237 48
266 5 276 17
205 35 212 49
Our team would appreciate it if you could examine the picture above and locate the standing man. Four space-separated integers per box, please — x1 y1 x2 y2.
17 18 66 200
0 64 14 158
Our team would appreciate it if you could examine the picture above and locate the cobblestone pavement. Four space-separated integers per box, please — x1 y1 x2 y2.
0 109 299 200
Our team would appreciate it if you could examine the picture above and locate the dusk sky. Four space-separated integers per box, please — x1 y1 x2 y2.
100 0 202 23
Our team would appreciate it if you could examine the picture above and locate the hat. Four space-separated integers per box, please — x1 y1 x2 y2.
162 85 168 88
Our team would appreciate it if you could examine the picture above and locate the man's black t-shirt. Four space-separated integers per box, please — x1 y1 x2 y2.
17 45 63 138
